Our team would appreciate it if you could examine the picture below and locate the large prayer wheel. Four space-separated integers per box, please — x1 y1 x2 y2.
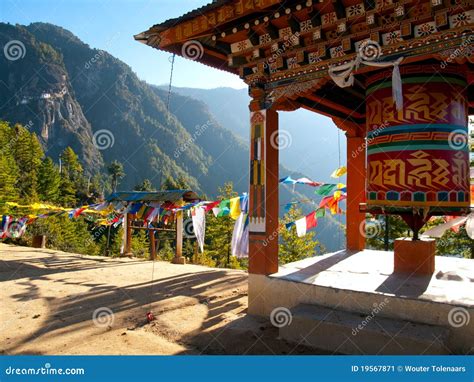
365 64 470 215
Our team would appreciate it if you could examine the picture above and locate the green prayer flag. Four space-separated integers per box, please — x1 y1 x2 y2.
316 208 326 218
217 199 230 217
315 184 336 196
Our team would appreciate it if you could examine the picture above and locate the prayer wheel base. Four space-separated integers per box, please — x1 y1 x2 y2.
394 237 435 276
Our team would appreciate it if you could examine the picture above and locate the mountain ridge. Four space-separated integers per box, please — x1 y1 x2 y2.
0 21 344 250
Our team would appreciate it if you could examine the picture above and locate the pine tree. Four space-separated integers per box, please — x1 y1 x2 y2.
107 160 125 192
37 157 61 203
134 179 155 191
161 175 190 190
12 125 43 202
60 147 83 183
279 206 322 264
59 175 77 206
0 122 19 205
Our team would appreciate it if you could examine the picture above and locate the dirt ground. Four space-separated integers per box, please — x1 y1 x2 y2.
0 243 319 355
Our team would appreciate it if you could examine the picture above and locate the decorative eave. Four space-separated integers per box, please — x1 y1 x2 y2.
136 0 474 117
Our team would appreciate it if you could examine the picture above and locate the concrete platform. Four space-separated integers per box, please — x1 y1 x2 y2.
249 249 474 354
281 303 450 355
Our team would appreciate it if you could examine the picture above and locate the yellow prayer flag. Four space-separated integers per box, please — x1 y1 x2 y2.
330 166 347 178
229 197 241 220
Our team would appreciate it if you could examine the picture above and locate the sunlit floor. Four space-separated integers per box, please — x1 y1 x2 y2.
272 249 474 306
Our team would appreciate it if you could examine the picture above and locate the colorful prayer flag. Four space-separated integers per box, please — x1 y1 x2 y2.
229 197 241 219
330 166 347 178
295 211 318 237
315 184 336 196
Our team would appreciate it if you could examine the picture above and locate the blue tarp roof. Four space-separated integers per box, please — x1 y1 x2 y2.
106 190 199 203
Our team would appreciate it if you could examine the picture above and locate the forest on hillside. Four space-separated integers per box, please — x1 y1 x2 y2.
1 119 472 268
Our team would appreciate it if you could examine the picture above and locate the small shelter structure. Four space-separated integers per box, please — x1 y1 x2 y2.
107 190 199 262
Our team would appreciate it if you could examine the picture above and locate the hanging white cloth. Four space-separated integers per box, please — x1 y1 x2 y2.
231 213 249 258
328 45 404 110
191 206 206 252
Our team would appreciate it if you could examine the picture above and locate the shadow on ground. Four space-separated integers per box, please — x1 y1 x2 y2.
1 246 326 355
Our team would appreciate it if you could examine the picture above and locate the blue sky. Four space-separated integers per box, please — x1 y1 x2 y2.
1 0 246 89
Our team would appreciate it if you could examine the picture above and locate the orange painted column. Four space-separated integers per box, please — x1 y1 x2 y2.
333 118 366 251
346 134 367 251
248 90 279 275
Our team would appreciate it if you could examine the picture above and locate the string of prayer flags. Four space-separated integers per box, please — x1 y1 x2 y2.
128 203 143 215
214 199 230 217
279 176 323 187
333 183 347 201
330 166 347 178
316 208 326 218
295 211 318 237
284 207 325 233
315 184 337 196
319 194 346 214
294 177 323 187
204 201 219 213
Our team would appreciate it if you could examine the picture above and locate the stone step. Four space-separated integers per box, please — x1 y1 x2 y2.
280 303 450 355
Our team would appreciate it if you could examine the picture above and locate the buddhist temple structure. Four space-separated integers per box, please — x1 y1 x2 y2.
135 1 474 354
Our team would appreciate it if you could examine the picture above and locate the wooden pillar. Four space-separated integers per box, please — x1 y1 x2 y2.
248 87 279 275
172 210 185 264
122 213 133 256
333 118 366 251
149 228 156 260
